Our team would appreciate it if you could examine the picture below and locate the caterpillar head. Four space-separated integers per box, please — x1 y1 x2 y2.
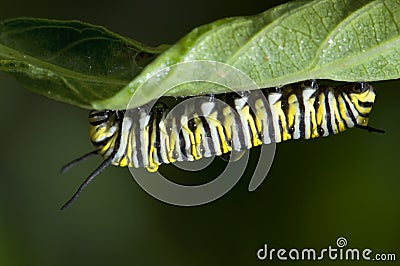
89 110 123 158
346 82 376 126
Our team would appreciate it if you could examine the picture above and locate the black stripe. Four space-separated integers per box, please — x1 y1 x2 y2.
199 116 214 155
278 117 284 141
288 116 295 137
317 126 325 136
188 117 197 133
89 110 109 118
89 118 109 127
153 104 166 164
358 112 369 118
92 135 115 147
155 118 163 164
297 91 305 139
335 117 341 133
147 111 156 164
178 130 188 159
358 100 373 108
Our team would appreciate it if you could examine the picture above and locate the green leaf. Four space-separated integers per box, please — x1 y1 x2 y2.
1 0 400 110
0 17 169 109
98 0 400 109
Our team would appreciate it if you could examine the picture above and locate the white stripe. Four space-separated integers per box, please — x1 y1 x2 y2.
139 110 150 166
114 117 131 162
320 94 329 137
254 98 271 144
158 115 169 164
289 94 301 140
95 125 117 142
201 102 214 116
268 93 283 142
328 91 338 134
129 117 139 168
302 88 316 139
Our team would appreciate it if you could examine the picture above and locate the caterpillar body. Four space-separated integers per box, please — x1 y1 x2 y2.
61 80 381 209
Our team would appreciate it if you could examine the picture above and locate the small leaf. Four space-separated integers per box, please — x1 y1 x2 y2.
99 0 400 109
0 17 168 109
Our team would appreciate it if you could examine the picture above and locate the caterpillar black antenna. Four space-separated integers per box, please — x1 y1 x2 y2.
356 125 385 134
61 150 98 173
60 156 113 210
61 117 123 210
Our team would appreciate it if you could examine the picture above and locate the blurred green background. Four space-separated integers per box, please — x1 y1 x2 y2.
0 0 399 265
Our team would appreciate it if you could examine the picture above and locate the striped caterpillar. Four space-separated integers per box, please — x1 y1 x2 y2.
61 80 382 209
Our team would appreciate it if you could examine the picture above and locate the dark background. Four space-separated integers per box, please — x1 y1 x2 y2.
0 0 399 265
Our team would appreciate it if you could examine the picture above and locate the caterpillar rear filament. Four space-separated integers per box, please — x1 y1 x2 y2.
61 81 383 209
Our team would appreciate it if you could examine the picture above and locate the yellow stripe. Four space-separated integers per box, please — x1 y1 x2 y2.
99 134 117 155
147 120 158 171
208 116 223 155
90 125 107 141
119 156 128 167
216 123 231 153
316 93 325 129
127 128 134 167
331 99 346 133
305 97 318 138
167 117 177 163
222 107 233 141
286 94 298 138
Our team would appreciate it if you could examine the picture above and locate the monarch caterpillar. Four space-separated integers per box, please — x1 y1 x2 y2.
61 80 383 209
